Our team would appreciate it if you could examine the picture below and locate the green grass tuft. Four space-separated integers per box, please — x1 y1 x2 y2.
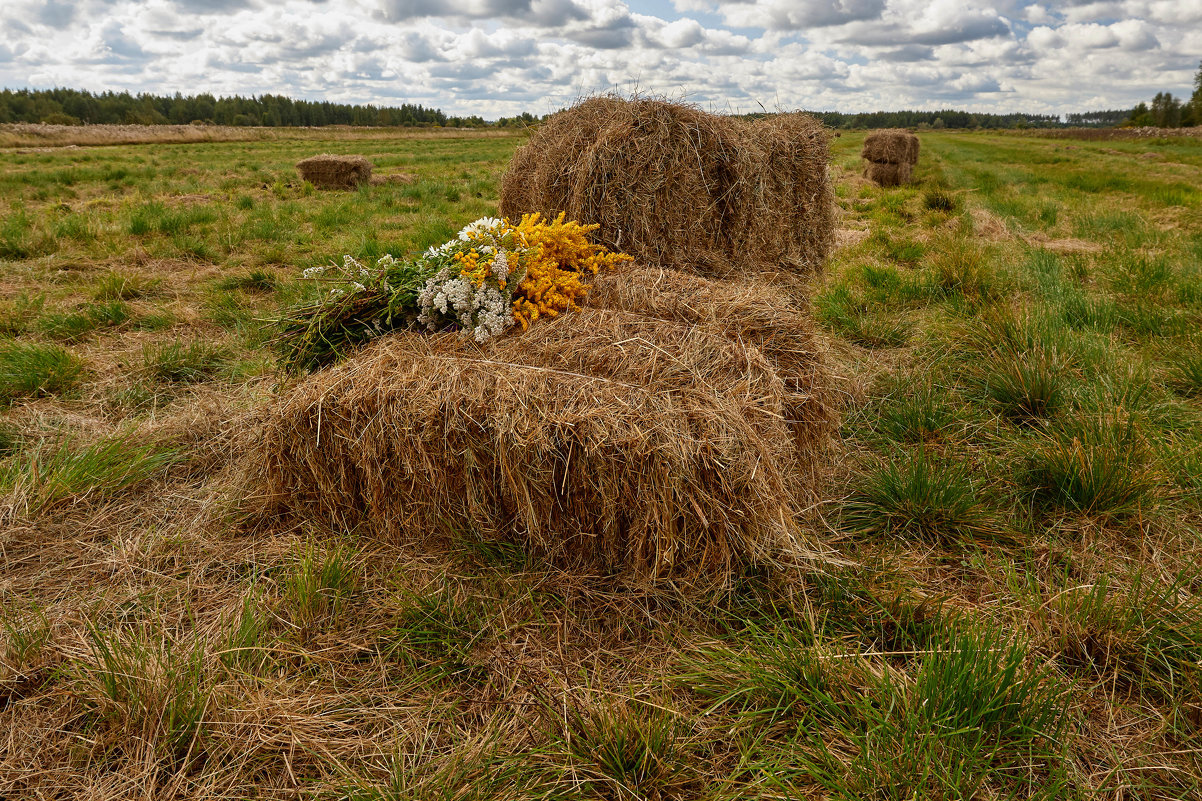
1047 574 1202 704
1023 412 1157 519
814 286 912 348
0 340 86 401
0 292 46 336
141 340 229 383
282 542 359 632
980 348 1068 422
841 451 995 543
922 188 957 212
217 269 279 293
1168 352 1202 397
93 270 162 301
78 624 210 765
36 300 132 341
873 382 957 443
0 436 177 514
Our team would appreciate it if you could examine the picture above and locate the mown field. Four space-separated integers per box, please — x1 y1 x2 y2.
1 126 1200 799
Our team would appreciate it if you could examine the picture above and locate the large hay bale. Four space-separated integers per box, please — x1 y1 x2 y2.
260 308 823 588
499 96 835 280
863 160 912 187
296 154 373 189
584 266 833 460
861 129 919 166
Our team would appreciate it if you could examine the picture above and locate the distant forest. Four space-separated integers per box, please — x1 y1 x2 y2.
805 109 1130 129
0 87 531 129
0 87 1171 130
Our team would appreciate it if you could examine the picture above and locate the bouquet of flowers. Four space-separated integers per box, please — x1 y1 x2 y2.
277 213 631 371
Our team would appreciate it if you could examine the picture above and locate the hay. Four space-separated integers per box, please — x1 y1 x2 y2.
861 129 920 166
862 160 912 187
584 266 833 461
260 307 825 588
498 96 835 280
295 154 373 189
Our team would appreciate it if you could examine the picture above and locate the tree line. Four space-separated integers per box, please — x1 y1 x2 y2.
1125 61 1202 127
0 88 472 128
805 109 1064 129
4 85 1200 131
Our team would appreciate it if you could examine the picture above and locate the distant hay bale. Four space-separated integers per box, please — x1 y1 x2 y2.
296 154 373 189
861 129 920 166
260 308 827 588
585 266 833 460
499 96 835 280
862 160 912 187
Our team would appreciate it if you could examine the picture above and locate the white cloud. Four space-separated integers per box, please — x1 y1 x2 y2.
0 0 1194 118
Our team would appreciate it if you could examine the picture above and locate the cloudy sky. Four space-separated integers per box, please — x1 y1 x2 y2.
1 0 1198 118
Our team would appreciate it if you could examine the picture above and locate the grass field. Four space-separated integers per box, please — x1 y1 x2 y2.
1 126 1200 799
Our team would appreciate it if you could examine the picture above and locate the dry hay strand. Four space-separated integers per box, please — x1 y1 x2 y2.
368 172 415 186
259 308 827 589
861 129 920 165
862 160 912 187
498 95 835 280
584 266 834 462
295 154 373 190
834 227 870 249
969 206 1011 240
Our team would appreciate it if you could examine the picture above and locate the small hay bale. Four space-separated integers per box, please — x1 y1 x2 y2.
862 160 912 187
499 96 835 280
585 266 834 461
861 129 920 166
296 154 373 189
260 308 823 588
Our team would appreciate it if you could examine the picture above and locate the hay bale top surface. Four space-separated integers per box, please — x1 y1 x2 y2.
584 266 832 455
499 95 835 281
296 153 373 189
861 129 920 165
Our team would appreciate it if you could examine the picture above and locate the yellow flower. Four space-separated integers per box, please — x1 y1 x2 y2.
508 212 632 329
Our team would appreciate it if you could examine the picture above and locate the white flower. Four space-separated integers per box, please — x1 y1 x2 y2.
303 265 325 279
457 216 505 242
350 282 366 292
491 249 510 282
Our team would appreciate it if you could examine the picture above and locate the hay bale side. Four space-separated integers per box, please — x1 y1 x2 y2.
260 308 821 587
499 96 834 280
861 129 919 165
740 113 837 276
863 160 912 187
585 266 834 459
296 154 373 189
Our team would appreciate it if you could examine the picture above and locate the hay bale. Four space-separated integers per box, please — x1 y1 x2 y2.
584 266 833 460
862 160 912 187
498 96 835 280
260 308 823 588
861 129 919 165
296 154 373 189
